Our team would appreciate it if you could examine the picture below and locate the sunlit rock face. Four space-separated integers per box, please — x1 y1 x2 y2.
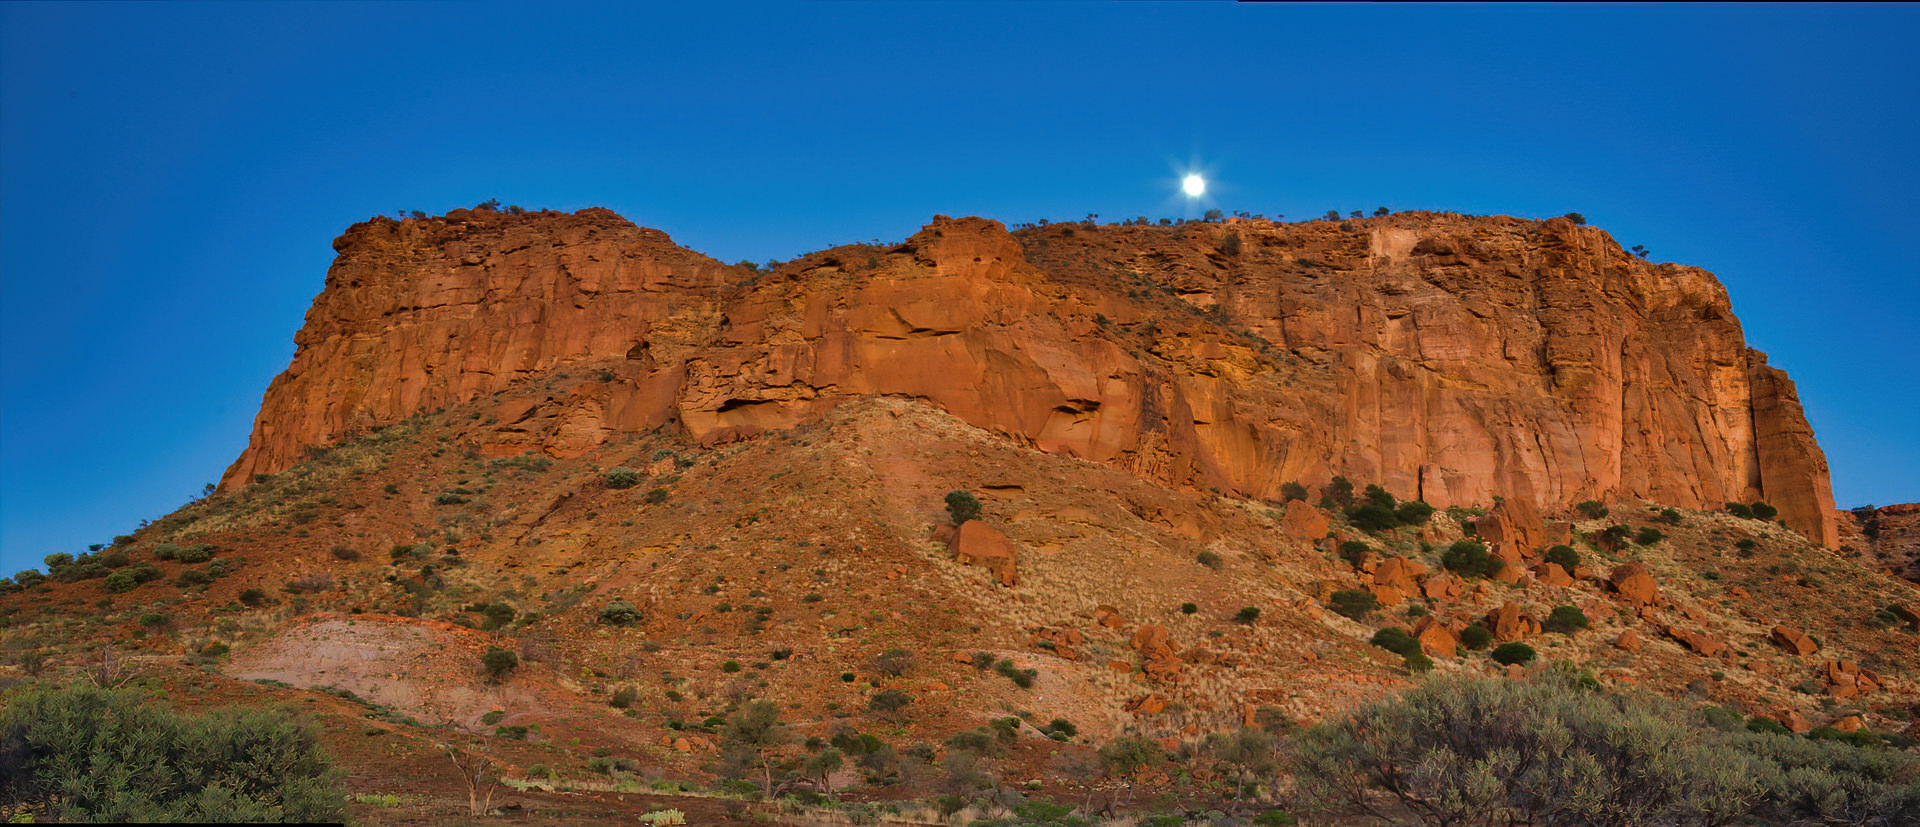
223 207 1839 548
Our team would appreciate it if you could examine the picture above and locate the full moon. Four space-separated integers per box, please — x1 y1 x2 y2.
1182 174 1206 197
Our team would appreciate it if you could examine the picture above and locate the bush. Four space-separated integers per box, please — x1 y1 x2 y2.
1321 476 1355 509
1394 501 1435 525
944 490 981 525
868 689 911 713
1750 501 1777 521
1635 527 1664 546
1338 540 1372 568
1362 484 1396 510
1544 544 1580 572
598 600 643 626
1657 507 1683 525
480 603 516 631
1370 627 1421 658
1543 605 1590 634
1196 550 1224 570
13 569 45 589
1236 606 1261 624
239 588 268 608
1490 642 1536 665
1726 502 1757 520
0 683 347 822
1575 500 1609 519
605 468 642 489
1280 481 1309 503
871 648 913 677
1442 539 1496 578
482 646 519 683
434 492 468 505
1346 503 1399 533
610 686 637 709
1460 624 1494 650
993 659 1037 689
1597 524 1633 549
1099 736 1166 774
103 571 138 594
1180 602 1198 614
175 569 214 588
176 544 214 564
1564 212 1587 225
1329 589 1379 620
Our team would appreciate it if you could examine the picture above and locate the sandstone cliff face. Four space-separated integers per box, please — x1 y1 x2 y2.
223 208 1840 547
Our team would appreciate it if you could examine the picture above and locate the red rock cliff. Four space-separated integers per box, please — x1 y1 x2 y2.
222 208 1840 547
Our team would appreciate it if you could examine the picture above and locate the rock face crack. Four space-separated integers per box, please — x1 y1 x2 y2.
222 209 1841 548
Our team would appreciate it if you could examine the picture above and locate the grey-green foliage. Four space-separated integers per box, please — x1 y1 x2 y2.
0 682 346 823
1294 672 1920 826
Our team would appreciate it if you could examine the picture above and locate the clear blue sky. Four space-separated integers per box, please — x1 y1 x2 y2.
3 2 1916 576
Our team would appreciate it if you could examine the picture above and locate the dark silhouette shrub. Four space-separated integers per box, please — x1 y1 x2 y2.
1491 642 1536 665
1442 539 1495 578
1545 544 1580 571
944 490 981 525
1460 624 1494 650
1726 502 1756 519
1575 500 1609 519
1329 589 1379 620
1196 550 1224 570
1635 527 1664 546
1338 540 1372 568
1280 482 1309 503
1395 501 1435 525
1370 628 1421 658
605 468 642 489
868 689 911 713
598 600 643 625
1543 605 1590 634
1236 606 1262 624
482 646 519 683
1751 501 1778 520
1564 212 1587 224
1347 504 1398 533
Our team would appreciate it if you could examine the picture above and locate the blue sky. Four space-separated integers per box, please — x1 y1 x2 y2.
3 2 1916 575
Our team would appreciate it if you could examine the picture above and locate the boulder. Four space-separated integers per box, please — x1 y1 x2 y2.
1770 625 1818 656
1414 618 1458 657
1534 562 1575 587
1281 500 1330 541
1608 563 1659 606
1614 630 1644 652
1485 602 1539 642
1131 624 1183 681
1664 625 1728 658
1476 497 1547 554
950 520 1018 586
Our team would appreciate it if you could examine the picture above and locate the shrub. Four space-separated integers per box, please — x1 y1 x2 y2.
1321 476 1355 509
1346 504 1399 533
175 569 214 588
1196 550 1224 570
721 660 742 673
1180 602 1198 614
1236 606 1261 624
238 588 268 607
871 648 913 677
1726 502 1756 519
43 552 73 570
1544 544 1580 571
1338 540 1372 568
605 468 642 489
433 492 468 505
480 603 516 631
13 569 45 589
1459 624 1494 650
482 646 519 683
944 490 981 525
1750 501 1777 521
1635 527 1664 546
1362 484 1396 510
480 710 506 725
1490 642 1535 665
598 600 643 626
1597 524 1633 549
1564 212 1587 225
1442 539 1495 578
1099 736 1166 774
993 659 1037 689
610 687 637 709
1394 501 1435 525
1280 481 1309 503
176 544 214 564
868 689 911 713
1543 605 1590 634
0 683 346 822
1575 500 1609 519
1329 589 1379 620
1657 507 1683 525
1370 627 1421 658
103 571 138 594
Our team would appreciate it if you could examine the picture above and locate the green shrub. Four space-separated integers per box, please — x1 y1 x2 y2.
1329 589 1379 620
12 569 45 589
1346 504 1398 533
175 568 214 588
1543 605 1589 634
1597 524 1633 549
1460 624 1494 650
1099 736 1166 774
0 683 346 822
1338 540 1372 568
239 588 268 608
1403 653 1435 673
480 710 506 725
1635 527 1664 546
598 600 643 626
1657 508 1683 525
1196 550 1223 570
610 686 637 708
177 544 215 564
1442 539 1496 578
1544 544 1580 571
1564 212 1587 225
993 659 1037 689
103 571 138 594
644 488 670 504
1370 627 1422 658
1321 476 1355 509
433 492 467 506
1726 502 1756 519
1180 602 1198 614
1395 501 1436 525
1280 482 1309 503
944 490 982 525
482 646 519 683
152 543 182 561
1575 500 1609 519
1363 484 1396 510
43 553 73 570
1490 642 1535 665
868 689 910 713
1751 501 1778 520
480 603 515 631
1236 606 1261 624
605 468 642 489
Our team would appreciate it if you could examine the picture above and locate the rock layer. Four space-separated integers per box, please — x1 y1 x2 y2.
223 208 1841 546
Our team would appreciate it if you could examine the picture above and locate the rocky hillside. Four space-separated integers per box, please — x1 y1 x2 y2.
222 207 1837 547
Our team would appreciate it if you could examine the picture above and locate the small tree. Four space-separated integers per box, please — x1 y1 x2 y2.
482 646 519 684
723 700 787 796
1280 481 1309 503
1750 502 1778 521
1236 606 1262 624
1442 539 1495 578
1564 212 1587 225
1575 500 1609 519
1545 544 1581 572
1374 206 1390 217
1544 605 1590 635
605 468 642 489
1329 590 1379 620
944 490 982 525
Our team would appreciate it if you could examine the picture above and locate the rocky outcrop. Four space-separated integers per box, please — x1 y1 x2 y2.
223 208 1842 547
1840 503 1920 585
950 521 1018 587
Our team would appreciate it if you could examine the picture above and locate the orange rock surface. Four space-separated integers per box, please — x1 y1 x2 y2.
222 208 1841 547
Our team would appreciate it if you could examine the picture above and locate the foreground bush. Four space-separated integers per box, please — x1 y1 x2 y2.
0 683 346 822
1293 672 1920 826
